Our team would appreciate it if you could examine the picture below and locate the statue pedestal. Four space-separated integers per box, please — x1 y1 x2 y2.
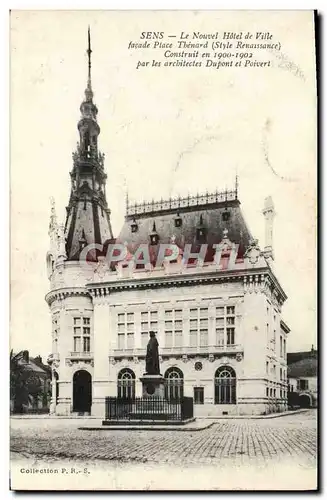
140 374 165 398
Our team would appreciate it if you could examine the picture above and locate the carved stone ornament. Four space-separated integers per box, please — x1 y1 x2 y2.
208 354 215 363
244 239 261 265
65 359 73 367
236 352 243 362
109 357 116 365
133 356 139 364
221 356 229 365
182 354 188 363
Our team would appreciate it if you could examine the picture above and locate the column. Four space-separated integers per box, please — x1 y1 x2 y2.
92 301 110 417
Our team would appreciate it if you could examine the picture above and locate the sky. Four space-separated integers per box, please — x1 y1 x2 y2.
10 10 317 360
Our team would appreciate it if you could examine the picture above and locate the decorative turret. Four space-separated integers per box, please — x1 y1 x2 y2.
262 196 275 261
149 221 159 246
46 198 59 279
64 28 113 260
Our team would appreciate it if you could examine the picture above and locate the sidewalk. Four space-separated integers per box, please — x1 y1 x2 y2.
198 409 313 420
10 408 312 420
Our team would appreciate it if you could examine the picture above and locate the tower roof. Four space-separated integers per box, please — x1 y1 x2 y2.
64 28 113 261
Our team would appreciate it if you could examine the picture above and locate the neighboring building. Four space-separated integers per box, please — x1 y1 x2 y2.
288 348 317 408
10 351 51 414
46 32 290 417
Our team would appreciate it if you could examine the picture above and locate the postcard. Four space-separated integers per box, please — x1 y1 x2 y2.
10 10 317 491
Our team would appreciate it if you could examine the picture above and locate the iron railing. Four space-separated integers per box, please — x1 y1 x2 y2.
105 396 193 421
126 189 238 217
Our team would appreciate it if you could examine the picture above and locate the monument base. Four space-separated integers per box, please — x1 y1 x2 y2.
140 374 165 398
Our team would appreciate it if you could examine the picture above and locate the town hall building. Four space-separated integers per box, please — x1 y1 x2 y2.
46 31 290 417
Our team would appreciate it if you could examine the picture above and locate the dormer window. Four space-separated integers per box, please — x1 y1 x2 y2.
79 230 87 252
150 222 159 246
196 215 207 242
196 228 206 242
222 209 230 221
174 213 182 228
131 218 138 233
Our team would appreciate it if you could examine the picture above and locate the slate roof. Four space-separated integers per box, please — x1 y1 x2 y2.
288 357 317 378
18 356 51 376
287 350 317 365
117 191 253 260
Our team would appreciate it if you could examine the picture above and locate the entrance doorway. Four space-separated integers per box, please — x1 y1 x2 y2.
72 370 92 413
299 394 311 408
53 371 59 405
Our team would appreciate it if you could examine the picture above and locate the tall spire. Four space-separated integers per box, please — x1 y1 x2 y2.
85 26 93 101
64 28 113 261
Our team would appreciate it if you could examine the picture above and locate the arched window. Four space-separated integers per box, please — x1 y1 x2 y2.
214 366 236 404
117 368 135 400
164 367 184 401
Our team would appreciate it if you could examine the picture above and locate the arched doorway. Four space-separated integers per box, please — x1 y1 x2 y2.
53 371 59 405
164 367 184 401
214 366 236 404
299 394 311 408
73 370 92 413
117 368 135 400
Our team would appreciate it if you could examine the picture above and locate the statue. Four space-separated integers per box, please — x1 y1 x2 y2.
145 331 160 375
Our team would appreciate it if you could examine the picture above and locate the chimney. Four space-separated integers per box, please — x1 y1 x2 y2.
262 196 275 261
22 350 29 363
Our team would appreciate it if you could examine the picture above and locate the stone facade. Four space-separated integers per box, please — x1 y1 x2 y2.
46 32 290 417
46 236 289 417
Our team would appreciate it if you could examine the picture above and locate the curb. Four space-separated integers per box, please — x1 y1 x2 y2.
197 409 313 420
78 422 215 432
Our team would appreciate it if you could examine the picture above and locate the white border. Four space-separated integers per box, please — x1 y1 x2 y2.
2 3 323 499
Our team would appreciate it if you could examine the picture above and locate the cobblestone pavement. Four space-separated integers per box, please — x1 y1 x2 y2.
11 410 317 468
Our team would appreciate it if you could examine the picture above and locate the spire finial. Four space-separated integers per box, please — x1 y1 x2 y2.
87 26 92 85
49 197 57 234
85 26 93 101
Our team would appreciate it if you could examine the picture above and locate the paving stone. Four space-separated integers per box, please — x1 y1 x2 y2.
10 409 317 468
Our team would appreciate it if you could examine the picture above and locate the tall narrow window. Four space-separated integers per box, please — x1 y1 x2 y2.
215 305 236 346
73 317 81 352
200 329 208 346
227 328 235 345
83 318 91 352
190 329 197 347
117 312 135 350
216 328 224 346
194 387 204 404
73 336 81 352
280 335 283 357
52 313 60 353
164 309 183 348
188 307 208 347
73 317 91 353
